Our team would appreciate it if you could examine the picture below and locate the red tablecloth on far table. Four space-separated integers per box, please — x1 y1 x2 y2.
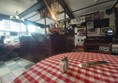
13 52 118 83
5 43 20 52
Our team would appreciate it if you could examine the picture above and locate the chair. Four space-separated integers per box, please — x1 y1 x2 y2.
84 42 112 54
0 45 8 61
98 43 112 54
84 37 112 54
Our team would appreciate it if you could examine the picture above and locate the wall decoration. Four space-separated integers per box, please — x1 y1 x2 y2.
87 22 96 34
77 27 86 36
87 28 97 34
70 18 77 25
100 27 114 35
76 16 85 24
74 27 86 46
85 12 101 21
87 22 94 29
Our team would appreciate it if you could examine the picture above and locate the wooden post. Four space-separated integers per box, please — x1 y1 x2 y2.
44 13 47 33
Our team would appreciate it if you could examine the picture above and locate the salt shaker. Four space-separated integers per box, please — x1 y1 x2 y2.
63 56 68 68
59 56 68 72
59 60 66 72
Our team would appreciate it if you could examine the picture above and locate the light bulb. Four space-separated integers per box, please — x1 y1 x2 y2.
21 18 24 21
10 16 14 19
16 15 20 19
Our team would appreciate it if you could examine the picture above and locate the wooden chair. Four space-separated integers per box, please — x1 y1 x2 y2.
98 43 112 54
84 42 112 54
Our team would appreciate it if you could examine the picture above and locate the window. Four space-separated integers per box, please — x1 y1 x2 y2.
27 24 36 32
1 19 26 32
28 24 45 34
0 20 4 31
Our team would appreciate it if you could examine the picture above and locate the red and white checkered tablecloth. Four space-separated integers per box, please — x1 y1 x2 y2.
13 52 118 83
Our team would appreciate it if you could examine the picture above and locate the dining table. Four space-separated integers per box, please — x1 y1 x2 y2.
13 52 118 83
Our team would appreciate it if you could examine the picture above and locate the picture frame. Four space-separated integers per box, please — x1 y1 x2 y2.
87 22 97 34
77 27 86 36
85 12 101 21
87 28 97 34
100 27 114 35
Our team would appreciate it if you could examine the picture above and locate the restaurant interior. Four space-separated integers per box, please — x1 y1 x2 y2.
0 0 118 83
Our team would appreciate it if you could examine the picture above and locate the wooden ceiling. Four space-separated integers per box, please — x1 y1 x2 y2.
0 0 117 27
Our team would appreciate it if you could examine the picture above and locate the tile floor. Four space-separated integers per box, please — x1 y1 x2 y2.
0 57 35 83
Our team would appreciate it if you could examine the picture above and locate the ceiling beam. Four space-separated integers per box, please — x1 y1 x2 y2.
111 0 118 9
26 13 38 20
25 20 45 28
0 14 9 20
57 0 74 19
19 0 53 18
72 0 115 13
19 0 44 17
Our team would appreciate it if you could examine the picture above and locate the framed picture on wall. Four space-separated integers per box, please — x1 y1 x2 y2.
100 27 114 35
87 22 97 34
77 27 86 36
85 12 101 21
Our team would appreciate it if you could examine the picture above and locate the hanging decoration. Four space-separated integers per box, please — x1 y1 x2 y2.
50 0 59 15
39 0 59 20
10 11 24 22
41 0 66 35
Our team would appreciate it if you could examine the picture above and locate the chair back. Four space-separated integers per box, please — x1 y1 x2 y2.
98 43 112 54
